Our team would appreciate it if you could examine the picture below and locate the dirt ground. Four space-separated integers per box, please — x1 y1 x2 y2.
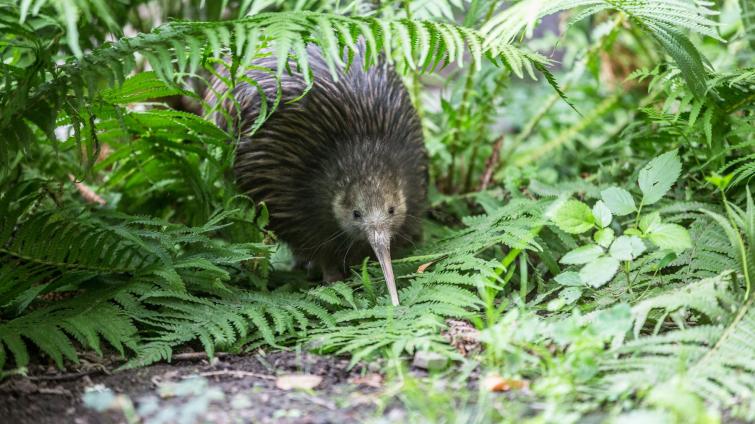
0 351 392 424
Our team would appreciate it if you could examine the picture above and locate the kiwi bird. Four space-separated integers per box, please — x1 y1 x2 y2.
207 46 427 305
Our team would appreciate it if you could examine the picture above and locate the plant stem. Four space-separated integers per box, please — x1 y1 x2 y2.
721 190 752 299
446 68 476 192
519 252 528 301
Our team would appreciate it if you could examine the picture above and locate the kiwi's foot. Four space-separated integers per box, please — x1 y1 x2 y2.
321 266 346 283
293 256 321 281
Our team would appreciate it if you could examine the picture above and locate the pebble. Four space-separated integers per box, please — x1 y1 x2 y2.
411 352 448 371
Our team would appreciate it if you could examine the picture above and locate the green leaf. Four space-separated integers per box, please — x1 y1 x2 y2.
705 173 733 191
638 150 682 206
560 244 604 265
639 212 661 233
552 200 595 234
594 228 615 248
644 24 708 99
579 257 620 288
609 236 646 261
554 271 582 287
601 187 637 216
646 223 692 253
591 304 632 339
559 287 583 305
592 200 613 228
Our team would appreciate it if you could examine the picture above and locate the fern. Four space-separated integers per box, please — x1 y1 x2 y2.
597 190 755 416
481 0 720 97
0 286 139 369
306 198 544 364
62 11 546 88
0 174 274 368
124 288 332 368
1 5 553 168
16 0 123 57
601 272 755 417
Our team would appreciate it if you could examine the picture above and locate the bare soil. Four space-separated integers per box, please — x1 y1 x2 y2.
0 351 387 424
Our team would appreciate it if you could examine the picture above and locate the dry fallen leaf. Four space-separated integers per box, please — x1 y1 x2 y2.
275 374 323 390
349 373 383 388
417 261 435 273
481 374 529 392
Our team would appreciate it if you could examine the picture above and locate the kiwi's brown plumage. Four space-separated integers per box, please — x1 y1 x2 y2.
207 46 427 297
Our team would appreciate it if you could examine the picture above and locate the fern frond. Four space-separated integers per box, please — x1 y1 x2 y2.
63 11 544 87
481 0 720 97
0 286 139 368
124 287 332 368
602 272 755 416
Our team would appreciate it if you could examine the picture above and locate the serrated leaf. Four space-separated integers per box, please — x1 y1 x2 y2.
639 212 661 233
609 236 645 261
638 150 682 206
560 244 604 265
591 304 632 339
646 223 692 253
554 271 582 286
552 200 595 234
601 187 636 216
592 200 613 228
559 287 583 304
579 257 620 288
594 228 615 248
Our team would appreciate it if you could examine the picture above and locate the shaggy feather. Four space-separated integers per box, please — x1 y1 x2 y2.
207 46 427 281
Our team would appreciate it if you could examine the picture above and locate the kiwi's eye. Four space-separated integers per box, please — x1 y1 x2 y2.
352 210 362 220
388 207 395 215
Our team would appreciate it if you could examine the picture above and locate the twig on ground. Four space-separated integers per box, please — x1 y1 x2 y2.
27 364 109 382
171 352 230 361
189 370 276 380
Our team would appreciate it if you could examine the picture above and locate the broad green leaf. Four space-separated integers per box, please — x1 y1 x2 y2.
591 304 632 339
594 228 615 248
629 237 647 258
705 173 734 191
601 187 636 216
552 200 595 234
547 297 565 311
549 287 583 310
646 223 692 253
559 287 583 305
639 212 661 233
554 271 582 286
638 150 682 205
560 244 604 265
609 236 646 261
579 257 620 288
592 200 613 228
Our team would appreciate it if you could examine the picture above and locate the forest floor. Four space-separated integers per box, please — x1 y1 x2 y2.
0 351 403 424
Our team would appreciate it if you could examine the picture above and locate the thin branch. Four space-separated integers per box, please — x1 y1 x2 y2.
478 135 504 191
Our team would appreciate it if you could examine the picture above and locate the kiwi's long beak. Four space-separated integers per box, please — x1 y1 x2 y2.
368 229 399 306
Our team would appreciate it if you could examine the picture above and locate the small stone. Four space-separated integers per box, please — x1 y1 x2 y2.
411 351 448 371
275 374 322 390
